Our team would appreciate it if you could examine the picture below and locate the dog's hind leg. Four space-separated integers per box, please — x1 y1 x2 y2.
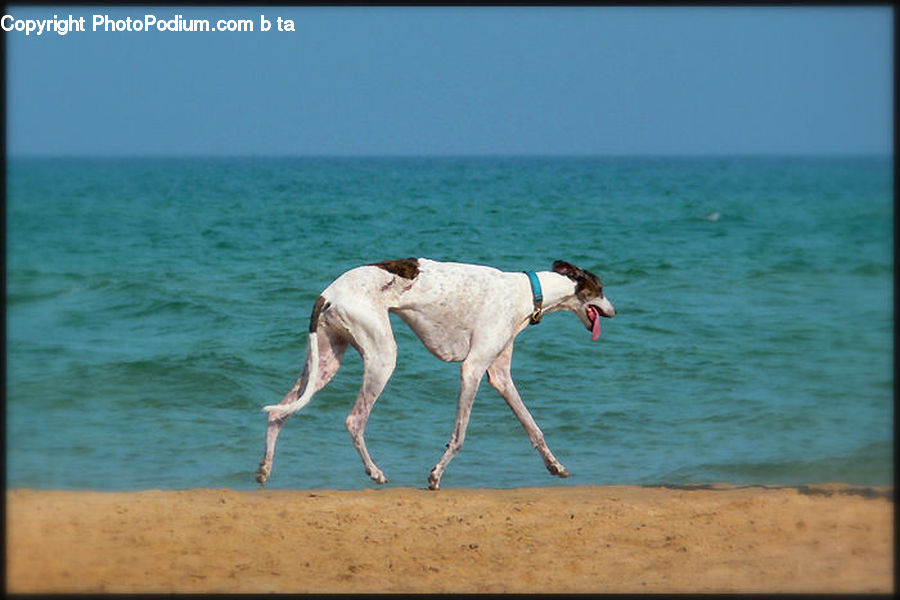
344 318 397 484
256 330 347 488
486 342 569 478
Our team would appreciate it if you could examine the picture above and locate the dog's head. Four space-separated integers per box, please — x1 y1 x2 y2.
552 260 615 340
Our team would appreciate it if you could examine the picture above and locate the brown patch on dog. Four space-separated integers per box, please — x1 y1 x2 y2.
370 257 420 280
309 295 330 333
552 260 603 300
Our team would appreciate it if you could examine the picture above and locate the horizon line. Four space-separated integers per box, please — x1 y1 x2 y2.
5 151 893 160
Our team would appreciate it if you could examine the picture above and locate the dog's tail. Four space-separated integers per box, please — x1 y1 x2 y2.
262 296 329 417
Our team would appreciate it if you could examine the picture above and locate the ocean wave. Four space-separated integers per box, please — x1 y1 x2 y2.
7 288 76 306
849 262 893 277
659 441 893 486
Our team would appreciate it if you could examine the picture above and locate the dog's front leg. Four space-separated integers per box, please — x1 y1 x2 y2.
427 358 488 490
486 343 569 478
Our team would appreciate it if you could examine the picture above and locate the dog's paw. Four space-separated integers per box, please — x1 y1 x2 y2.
547 463 570 478
366 467 388 484
256 458 272 482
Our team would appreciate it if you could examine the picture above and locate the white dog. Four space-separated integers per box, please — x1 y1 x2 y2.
257 258 615 490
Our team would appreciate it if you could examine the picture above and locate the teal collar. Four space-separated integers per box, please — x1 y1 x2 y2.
523 271 543 325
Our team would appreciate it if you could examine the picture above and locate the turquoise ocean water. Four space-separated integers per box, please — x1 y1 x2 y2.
6 156 893 490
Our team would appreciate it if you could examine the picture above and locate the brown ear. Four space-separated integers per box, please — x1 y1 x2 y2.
552 260 581 280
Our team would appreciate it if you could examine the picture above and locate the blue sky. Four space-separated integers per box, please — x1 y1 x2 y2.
4 6 893 156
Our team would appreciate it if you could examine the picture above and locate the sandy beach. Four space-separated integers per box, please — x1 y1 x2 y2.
6 484 892 593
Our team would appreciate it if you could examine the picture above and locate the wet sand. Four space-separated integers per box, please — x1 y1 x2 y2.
6 484 893 593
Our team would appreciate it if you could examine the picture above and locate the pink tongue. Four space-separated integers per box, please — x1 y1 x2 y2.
590 309 602 340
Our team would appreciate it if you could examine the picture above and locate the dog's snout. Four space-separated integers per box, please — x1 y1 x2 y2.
596 298 615 318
